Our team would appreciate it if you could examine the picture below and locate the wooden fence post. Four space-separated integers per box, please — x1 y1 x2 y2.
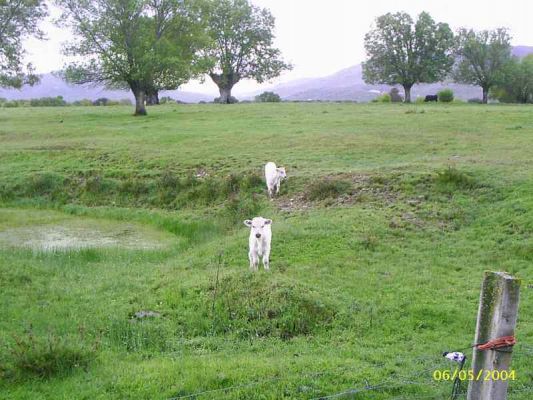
467 271 521 400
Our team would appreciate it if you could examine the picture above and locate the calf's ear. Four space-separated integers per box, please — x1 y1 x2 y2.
264 219 272 225
244 220 252 227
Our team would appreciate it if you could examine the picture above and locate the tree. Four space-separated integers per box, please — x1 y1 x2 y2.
57 0 209 116
363 11 454 103
0 0 48 88
491 55 533 103
205 0 291 104
453 28 512 104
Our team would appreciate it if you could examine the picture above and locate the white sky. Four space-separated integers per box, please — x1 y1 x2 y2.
24 0 533 95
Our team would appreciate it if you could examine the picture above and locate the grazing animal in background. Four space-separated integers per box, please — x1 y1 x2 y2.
244 217 272 271
424 94 438 102
264 162 287 199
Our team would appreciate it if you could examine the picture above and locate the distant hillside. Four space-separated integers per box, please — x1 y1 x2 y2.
0 73 212 103
250 45 533 102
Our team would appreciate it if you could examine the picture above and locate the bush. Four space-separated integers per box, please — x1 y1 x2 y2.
389 88 403 102
119 98 132 106
29 96 67 107
468 98 483 104
3 100 20 108
72 99 93 106
255 91 281 103
93 98 110 106
372 93 391 103
160 96 174 104
438 89 454 103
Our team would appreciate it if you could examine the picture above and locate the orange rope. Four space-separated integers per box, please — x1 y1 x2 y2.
476 336 516 351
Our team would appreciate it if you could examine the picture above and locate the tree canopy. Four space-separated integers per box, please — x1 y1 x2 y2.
205 0 291 103
491 54 533 104
453 28 512 104
363 11 454 102
57 0 209 115
0 0 48 88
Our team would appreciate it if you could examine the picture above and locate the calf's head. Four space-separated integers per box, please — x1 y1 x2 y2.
244 217 272 238
276 167 287 179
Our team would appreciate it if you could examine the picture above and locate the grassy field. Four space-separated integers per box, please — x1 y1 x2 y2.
0 103 532 399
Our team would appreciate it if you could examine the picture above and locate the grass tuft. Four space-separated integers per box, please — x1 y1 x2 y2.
3 329 95 379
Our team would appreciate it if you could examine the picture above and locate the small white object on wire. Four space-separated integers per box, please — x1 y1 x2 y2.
443 351 466 363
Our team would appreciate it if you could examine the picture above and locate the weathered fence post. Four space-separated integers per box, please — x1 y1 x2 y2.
467 271 521 400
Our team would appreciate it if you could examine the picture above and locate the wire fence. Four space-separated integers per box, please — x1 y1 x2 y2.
168 343 533 400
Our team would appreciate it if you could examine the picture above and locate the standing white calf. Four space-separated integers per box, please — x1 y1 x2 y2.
264 162 287 199
244 217 272 271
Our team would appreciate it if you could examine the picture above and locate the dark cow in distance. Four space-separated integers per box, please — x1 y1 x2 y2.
424 95 438 102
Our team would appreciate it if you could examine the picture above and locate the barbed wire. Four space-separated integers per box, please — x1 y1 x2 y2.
167 342 533 400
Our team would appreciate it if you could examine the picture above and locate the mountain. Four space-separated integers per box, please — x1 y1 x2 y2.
0 73 212 103
251 45 533 102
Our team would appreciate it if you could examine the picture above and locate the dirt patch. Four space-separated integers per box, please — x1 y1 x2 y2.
277 174 398 212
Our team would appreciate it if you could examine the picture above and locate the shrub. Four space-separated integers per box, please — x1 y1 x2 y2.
306 178 351 201
255 91 281 103
468 98 483 104
389 88 403 102
372 93 391 103
29 96 67 107
438 89 454 103
93 98 110 106
72 99 93 106
3 100 20 108
415 96 425 104
160 96 174 104
119 98 132 105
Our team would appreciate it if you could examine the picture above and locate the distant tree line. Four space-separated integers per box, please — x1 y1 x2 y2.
363 11 530 104
0 96 134 108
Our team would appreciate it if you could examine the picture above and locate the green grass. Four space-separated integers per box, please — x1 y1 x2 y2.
0 103 532 399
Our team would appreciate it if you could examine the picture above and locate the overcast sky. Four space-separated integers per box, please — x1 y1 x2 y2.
23 0 533 95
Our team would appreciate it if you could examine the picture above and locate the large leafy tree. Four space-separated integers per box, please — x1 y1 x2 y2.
0 0 48 88
205 0 291 103
491 55 533 104
363 12 454 103
453 28 512 104
57 0 209 115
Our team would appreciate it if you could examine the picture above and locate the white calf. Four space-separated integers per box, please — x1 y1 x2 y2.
244 217 272 271
264 162 287 199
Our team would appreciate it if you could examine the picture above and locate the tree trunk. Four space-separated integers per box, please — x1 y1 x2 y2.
133 89 147 116
209 72 240 104
403 85 413 103
482 86 489 104
218 86 233 104
146 91 159 106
